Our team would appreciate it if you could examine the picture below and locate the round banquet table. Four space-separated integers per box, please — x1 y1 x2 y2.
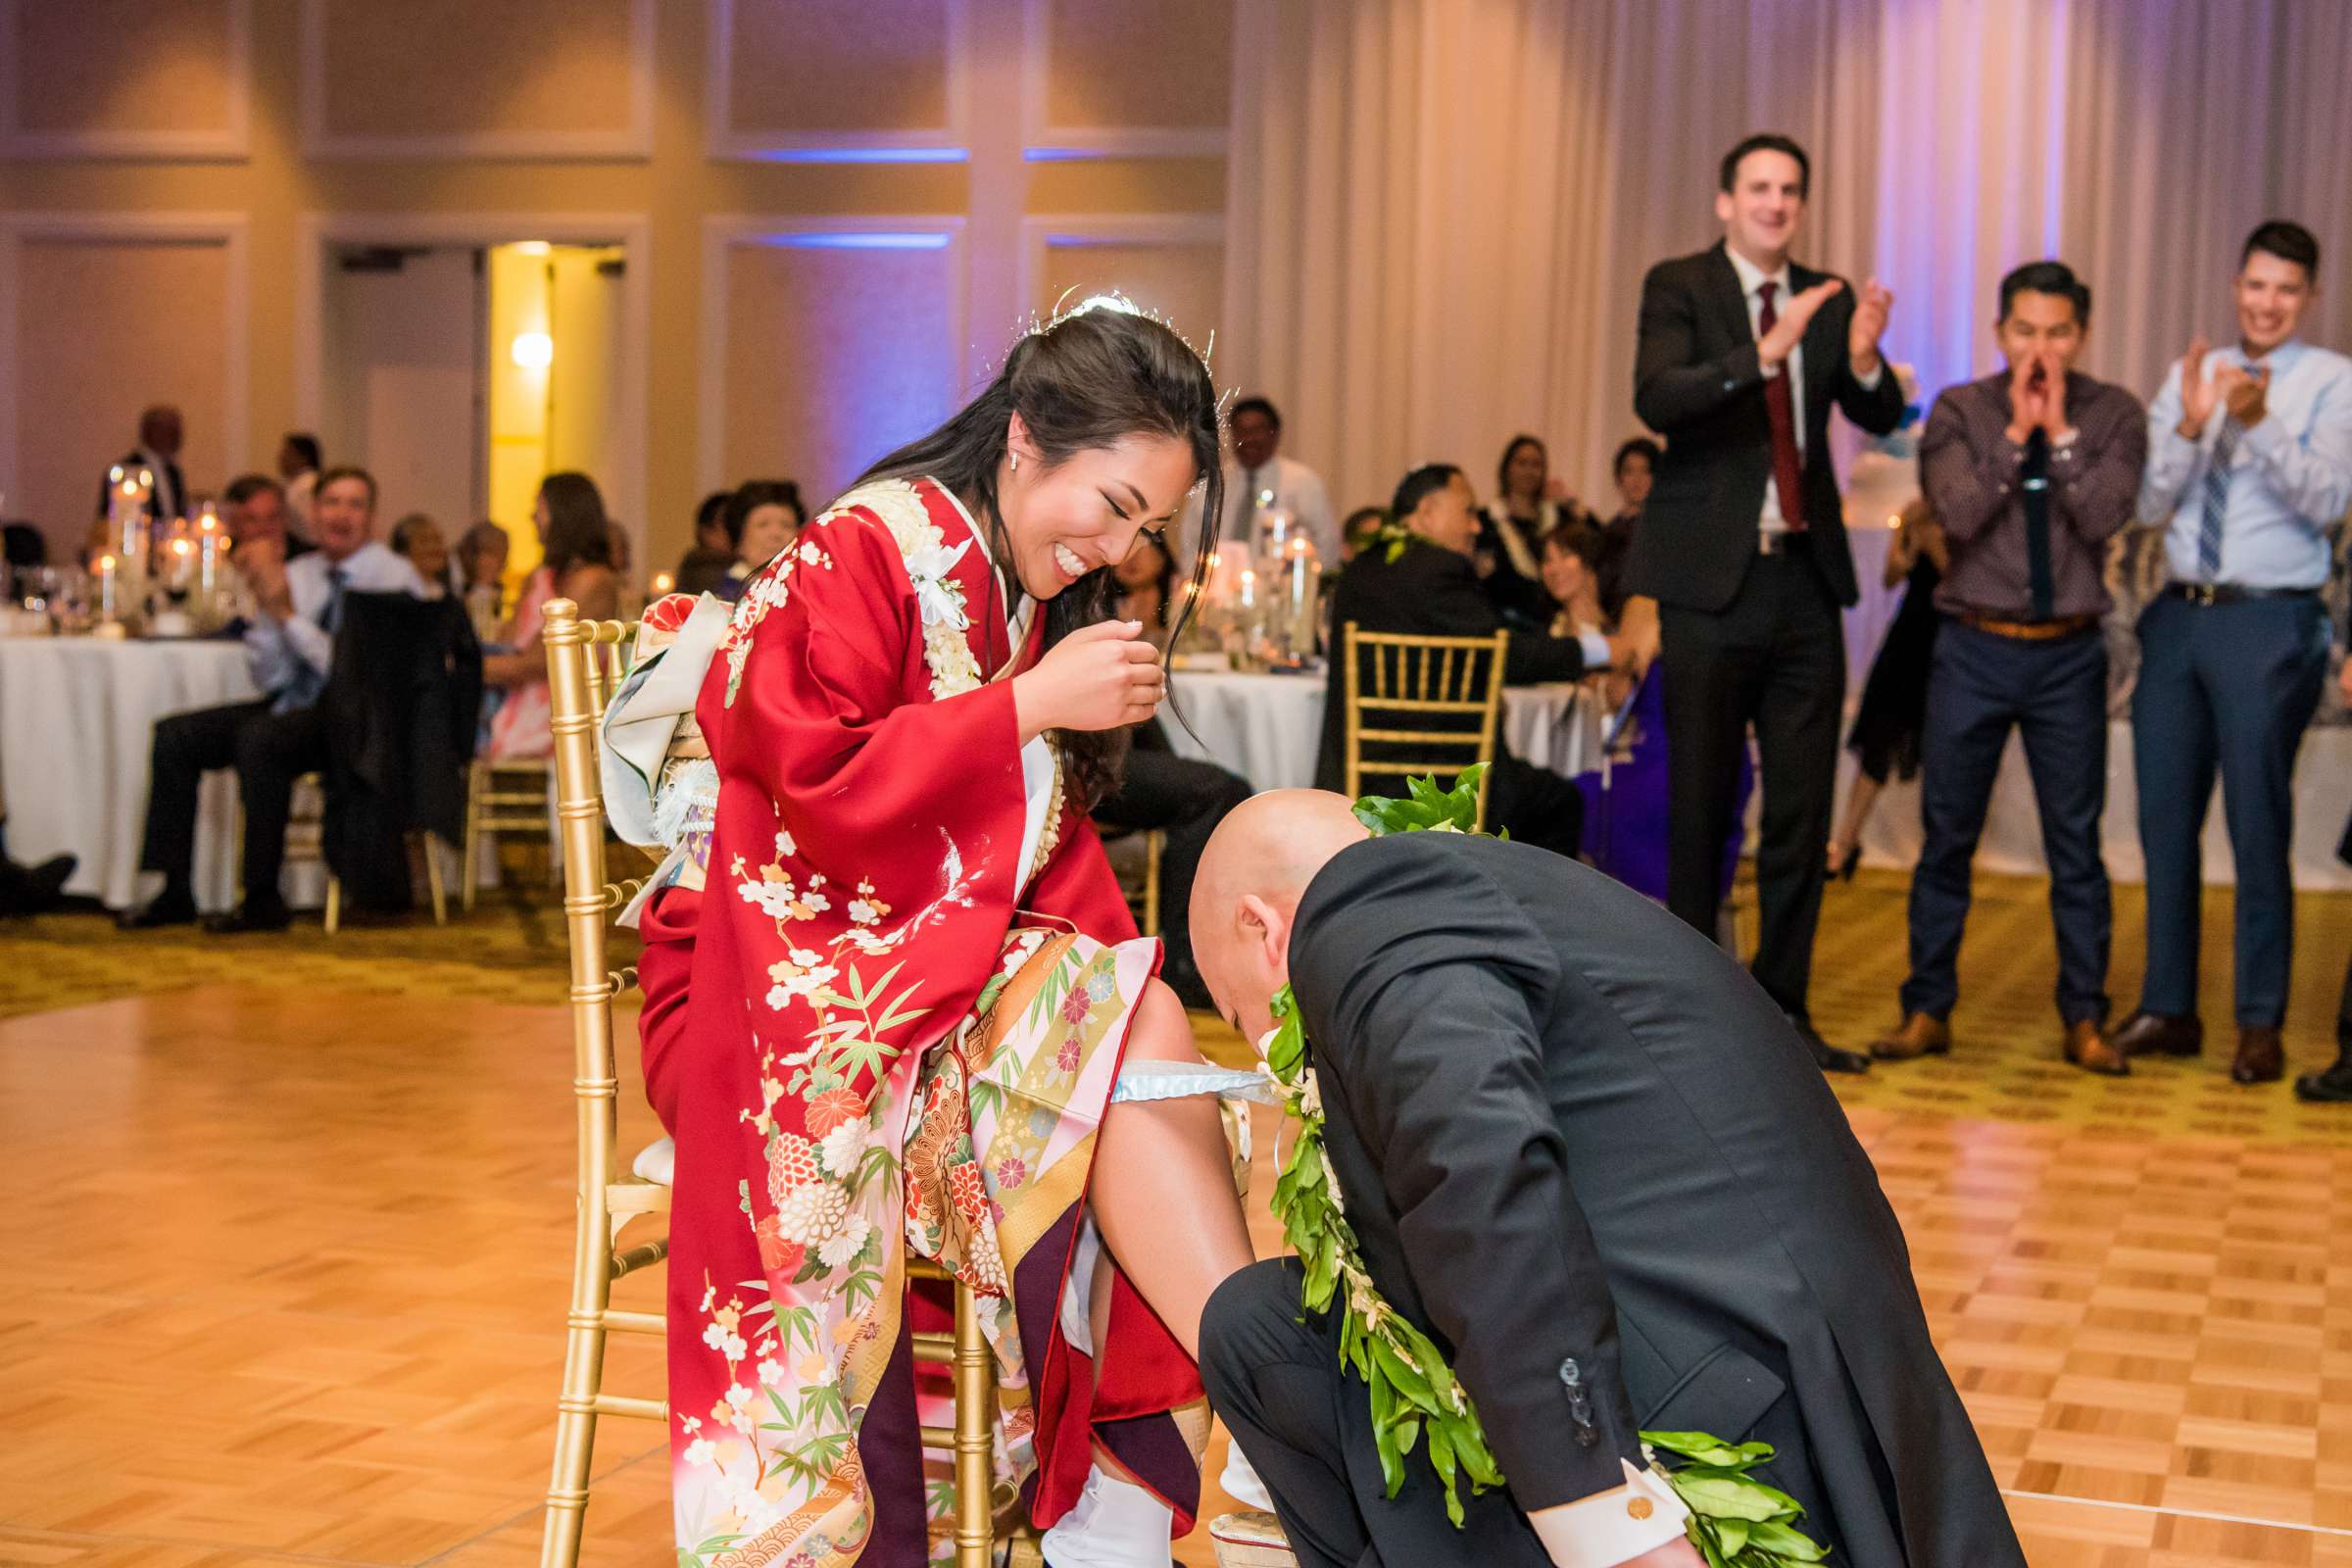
1159 668 1606 792
0 634 302 912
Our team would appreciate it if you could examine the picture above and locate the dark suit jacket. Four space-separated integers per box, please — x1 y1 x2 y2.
1629 242 1907 611
1288 831 2025 1565
1311 538 1586 792
320 591 483 909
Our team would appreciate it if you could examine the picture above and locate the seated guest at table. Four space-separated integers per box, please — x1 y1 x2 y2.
481 472 620 762
1095 531 1253 1008
0 792 74 917
1827 496 1946 880
1476 433 1582 628
1871 261 2144 1075
710 479 804 604
277 432 321 544
1595 436 1660 620
454 520 510 630
389 514 451 599
672 489 735 596
1181 395 1340 564
121 466 425 933
1314 464 1634 859
1339 505 1387 563
1114 528 1177 638
218 472 309 564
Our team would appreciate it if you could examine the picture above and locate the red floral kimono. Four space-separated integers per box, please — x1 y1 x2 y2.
638 477 1204 1565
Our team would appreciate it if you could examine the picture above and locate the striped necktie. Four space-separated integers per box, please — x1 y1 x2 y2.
2197 416 2240 582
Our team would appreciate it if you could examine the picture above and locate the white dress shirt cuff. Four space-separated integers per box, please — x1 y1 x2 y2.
1577 631 1613 671
2236 412 2293 466
1532 1460 1693 1568
1854 360 1885 391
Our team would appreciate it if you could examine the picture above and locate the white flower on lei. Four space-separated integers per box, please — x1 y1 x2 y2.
902 535 973 630
817 1214 873 1268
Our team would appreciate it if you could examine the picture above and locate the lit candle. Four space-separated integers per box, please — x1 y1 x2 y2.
1238 567 1257 610
651 570 675 595
197 508 221 599
98 553 118 621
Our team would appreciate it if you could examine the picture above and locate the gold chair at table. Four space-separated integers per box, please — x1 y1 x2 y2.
262 771 448 934
1101 826 1167 938
533 599 1020 1568
1340 623 1512 828
461 758 558 911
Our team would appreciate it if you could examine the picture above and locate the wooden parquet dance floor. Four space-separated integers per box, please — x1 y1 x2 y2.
4 869 2351 1568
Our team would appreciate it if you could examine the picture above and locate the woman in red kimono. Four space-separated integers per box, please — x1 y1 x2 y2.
627 304 1257 1566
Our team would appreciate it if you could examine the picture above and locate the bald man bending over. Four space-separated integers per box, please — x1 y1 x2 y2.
1191 792 2020 1568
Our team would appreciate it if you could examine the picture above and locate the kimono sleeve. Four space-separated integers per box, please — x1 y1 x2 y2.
715 512 1030 912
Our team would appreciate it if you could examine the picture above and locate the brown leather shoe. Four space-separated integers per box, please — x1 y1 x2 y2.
1871 1012 1951 1061
2230 1025 2284 1085
2109 1008 2202 1058
2064 1019 2129 1076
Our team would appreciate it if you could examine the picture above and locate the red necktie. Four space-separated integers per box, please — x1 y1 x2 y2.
1756 281 1806 530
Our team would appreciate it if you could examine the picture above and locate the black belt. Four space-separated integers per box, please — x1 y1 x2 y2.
2163 582 2320 606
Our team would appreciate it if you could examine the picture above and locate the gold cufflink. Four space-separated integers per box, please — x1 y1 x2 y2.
1628 1497 1654 1521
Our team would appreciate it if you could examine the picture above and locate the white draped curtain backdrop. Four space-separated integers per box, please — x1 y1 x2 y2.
1220 0 2352 516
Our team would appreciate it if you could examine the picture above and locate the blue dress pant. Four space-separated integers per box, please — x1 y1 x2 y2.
1901 623 2110 1026
2131 593 2328 1026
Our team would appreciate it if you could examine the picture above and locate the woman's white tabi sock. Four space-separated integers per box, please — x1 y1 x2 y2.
1038 1461 1175 1567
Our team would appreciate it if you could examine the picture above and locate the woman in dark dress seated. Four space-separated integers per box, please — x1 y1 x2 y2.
1828 497 1947 879
1544 523 1748 905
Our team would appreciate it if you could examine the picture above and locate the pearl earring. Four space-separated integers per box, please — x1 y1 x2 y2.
1010 453 1020 474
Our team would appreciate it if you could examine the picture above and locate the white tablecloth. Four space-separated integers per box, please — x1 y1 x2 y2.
1160 669 1605 791
1848 723 2352 892
0 636 282 912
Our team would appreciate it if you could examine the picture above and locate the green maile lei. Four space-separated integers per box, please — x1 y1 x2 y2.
1260 765 1832 1564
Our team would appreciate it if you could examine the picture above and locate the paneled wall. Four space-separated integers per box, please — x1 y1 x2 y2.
0 0 1233 568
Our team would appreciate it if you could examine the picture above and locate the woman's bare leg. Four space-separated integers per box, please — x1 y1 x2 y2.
1830 772 1882 869
1088 978 1254 1362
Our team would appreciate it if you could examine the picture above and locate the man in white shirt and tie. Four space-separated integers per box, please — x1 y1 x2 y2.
1179 395 1339 566
122 466 425 933
2112 220 2352 1085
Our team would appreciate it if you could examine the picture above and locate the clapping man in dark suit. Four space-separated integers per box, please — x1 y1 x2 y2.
1189 791 2025 1568
1628 133 1904 1073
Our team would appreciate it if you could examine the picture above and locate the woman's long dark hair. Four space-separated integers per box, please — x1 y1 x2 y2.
538 470 614 576
854 307 1224 808
1495 433 1547 509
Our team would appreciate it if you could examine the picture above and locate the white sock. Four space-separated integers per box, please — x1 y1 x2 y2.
1039 1462 1174 1567
1219 1445 1276 1511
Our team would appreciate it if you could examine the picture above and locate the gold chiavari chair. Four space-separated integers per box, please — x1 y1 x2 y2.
1340 624 1512 829
461 759 557 911
538 597 671 1568
1102 827 1167 939
535 599 1017 1568
256 772 447 934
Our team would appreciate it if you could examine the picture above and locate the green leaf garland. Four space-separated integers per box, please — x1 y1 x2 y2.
1256 769 1829 1562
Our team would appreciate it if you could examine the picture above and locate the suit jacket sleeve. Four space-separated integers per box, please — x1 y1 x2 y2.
1303 847 1642 1510
1412 551 1587 682
1828 291 1907 436
1634 260 1766 432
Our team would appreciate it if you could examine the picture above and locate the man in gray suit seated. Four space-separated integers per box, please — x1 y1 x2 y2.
1188 790 2022 1568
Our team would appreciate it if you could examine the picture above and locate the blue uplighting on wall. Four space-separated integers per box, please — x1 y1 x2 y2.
761 232 955 251
739 146 968 165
